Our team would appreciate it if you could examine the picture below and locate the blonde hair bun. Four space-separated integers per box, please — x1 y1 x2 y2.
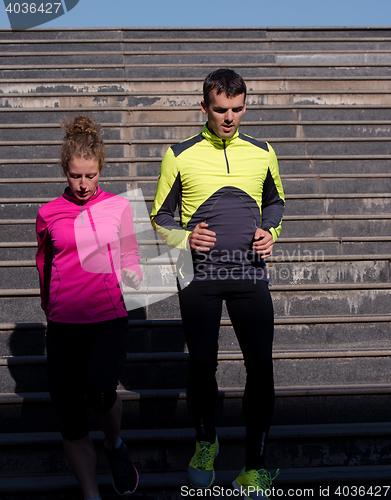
61 115 105 174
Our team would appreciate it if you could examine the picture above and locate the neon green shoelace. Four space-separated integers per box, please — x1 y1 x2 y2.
254 469 280 490
196 442 214 470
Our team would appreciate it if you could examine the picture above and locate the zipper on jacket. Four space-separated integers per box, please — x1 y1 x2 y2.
80 203 84 224
222 140 230 173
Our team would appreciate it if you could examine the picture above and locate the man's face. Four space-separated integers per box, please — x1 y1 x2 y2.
66 156 101 202
201 89 246 139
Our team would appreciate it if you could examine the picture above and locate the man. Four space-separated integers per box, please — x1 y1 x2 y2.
150 68 284 499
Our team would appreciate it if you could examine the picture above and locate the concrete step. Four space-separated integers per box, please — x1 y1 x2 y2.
1 216 391 245
3 38 391 52
2 120 391 142
1 348 391 393
2 77 391 94
1 193 390 220
4 90 391 108
2 137 391 158
1 383 391 432
2 466 391 500
1 157 390 179
0 256 389 288
1 283 391 322
1 26 391 41
1 235 390 262
3 173 391 197
1 315 391 355
4 63 391 80
3 105 391 124
1 423 391 478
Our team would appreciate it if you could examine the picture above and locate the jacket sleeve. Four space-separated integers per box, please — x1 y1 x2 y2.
150 147 191 249
35 211 52 315
260 143 285 242
120 201 143 282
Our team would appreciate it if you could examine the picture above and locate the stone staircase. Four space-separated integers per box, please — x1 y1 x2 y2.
1 27 391 499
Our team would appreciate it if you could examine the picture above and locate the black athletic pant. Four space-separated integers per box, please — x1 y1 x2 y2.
46 317 129 441
178 278 275 471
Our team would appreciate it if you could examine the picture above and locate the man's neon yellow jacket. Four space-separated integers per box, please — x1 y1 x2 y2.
150 124 285 284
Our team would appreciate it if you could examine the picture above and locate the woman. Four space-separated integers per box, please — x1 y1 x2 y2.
36 115 142 499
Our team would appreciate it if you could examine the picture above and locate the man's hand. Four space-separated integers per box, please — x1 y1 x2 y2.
122 269 141 290
253 228 274 258
188 222 216 251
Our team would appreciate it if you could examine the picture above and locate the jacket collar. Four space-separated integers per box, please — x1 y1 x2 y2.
202 123 239 147
62 185 103 205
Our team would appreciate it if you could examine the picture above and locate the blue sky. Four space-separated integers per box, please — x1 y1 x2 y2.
1 0 391 29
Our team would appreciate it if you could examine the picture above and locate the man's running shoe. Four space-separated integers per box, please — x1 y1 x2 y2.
232 467 279 499
104 441 139 495
188 436 219 488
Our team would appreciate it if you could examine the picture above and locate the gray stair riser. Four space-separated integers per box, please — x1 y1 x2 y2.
3 66 391 80
272 289 391 317
0 156 388 180
3 40 391 53
2 355 391 393
276 240 391 256
0 180 131 198
1 260 388 289
0 110 127 124
283 177 391 195
272 393 391 426
135 159 391 177
2 321 391 357
2 219 391 243
3 107 391 124
3 92 391 109
0 127 122 142
1 433 391 477
3 78 391 94
3 140 391 159
2 176 391 197
0 55 125 65
0 248 36 261
1 288 390 323
127 141 391 158
1 392 391 432
0 144 125 160
0 69 126 80
280 219 391 238
274 322 391 351
5 123 391 141
0 241 389 262
2 197 391 219
0 28 390 40
0 43 124 53
284 198 391 216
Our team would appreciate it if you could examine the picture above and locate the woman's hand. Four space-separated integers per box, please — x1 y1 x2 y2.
122 269 141 290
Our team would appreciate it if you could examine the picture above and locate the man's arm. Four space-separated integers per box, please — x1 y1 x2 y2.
150 147 192 249
260 144 285 242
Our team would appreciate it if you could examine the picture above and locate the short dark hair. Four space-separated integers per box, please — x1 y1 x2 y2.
203 68 246 107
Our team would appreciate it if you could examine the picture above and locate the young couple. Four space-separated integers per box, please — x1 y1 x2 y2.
37 68 284 499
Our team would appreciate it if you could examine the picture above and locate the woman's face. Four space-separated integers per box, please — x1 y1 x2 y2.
66 157 101 202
